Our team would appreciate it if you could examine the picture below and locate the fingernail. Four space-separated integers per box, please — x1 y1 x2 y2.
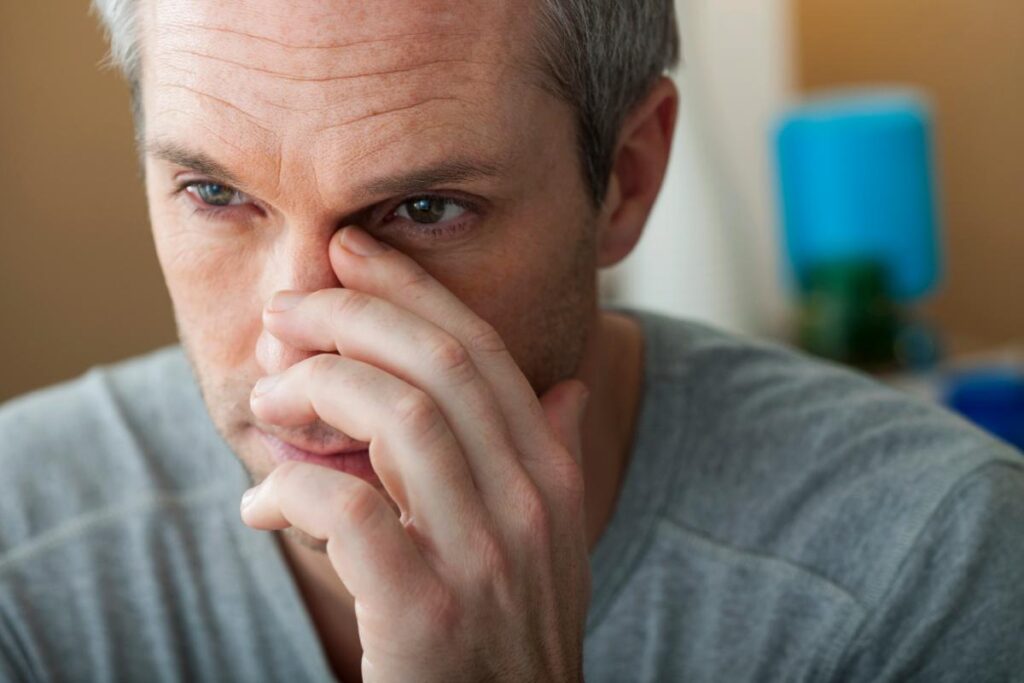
339 226 387 256
267 291 305 312
252 373 282 397
240 483 261 511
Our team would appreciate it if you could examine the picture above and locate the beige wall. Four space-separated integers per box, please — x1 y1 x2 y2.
1 4 175 402
795 0 1024 352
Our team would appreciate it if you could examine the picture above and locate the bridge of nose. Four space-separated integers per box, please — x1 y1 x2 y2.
254 226 343 376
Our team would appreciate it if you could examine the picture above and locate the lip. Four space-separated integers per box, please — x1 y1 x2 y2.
256 429 379 484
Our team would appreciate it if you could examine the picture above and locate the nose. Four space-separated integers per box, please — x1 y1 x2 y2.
255 229 341 376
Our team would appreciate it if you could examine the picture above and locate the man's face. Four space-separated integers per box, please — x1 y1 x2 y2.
140 0 599 488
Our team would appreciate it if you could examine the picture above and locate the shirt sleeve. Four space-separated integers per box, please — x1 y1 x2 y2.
830 459 1024 682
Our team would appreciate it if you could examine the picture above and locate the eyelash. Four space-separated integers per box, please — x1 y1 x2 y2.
383 195 474 238
173 181 476 239
175 181 250 220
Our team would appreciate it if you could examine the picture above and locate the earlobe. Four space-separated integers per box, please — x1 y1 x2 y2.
596 77 679 269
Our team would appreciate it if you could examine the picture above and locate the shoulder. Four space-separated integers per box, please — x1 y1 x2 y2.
0 346 241 557
0 351 270 680
629 309 1022 608
619 311 1024 677
831 458 1024 680
1 345 196 442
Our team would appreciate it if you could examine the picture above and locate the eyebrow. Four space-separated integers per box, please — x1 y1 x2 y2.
145 140 506 202
358 159 504 199
146 141 242 186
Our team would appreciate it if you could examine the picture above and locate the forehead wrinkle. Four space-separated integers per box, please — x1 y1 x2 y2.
169 21 479 54
249 70 506 120
171 48 492 85
316 120 507 183
153 4 536 95
148 1 548 133
160 85 271 137
152 114 250 158
312 96 463 135
155 38 510 128
157 11 505 84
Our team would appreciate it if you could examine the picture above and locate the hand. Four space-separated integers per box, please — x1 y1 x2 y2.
241 226 591 682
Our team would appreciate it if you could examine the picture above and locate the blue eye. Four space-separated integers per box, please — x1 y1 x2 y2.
186 182 249 207
394 196 467 224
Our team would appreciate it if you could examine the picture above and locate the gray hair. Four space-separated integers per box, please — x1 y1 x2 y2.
91 0 679 206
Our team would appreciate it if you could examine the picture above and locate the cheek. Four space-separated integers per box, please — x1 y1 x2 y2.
148 201 264 370
425 208 597 387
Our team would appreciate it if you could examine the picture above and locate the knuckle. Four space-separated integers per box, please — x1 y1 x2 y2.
514 480 553 546
306 352 340 378
303 287 332 310
553 455 586 512
393 389 444 440
264 460 303 498
473 529 514 585
269 459 301 487
332 482 384 529
426 335 475 383
328 288 371 320
423 584 462 637
398 262 432 291
462 526 520 614
462 319 507 355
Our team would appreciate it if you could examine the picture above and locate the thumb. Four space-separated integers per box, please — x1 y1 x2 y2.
539 379 590 465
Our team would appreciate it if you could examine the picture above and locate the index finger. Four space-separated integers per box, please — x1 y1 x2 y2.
330 227 558 461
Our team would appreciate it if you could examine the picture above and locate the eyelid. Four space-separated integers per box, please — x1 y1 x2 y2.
174 178 261 219
375 192 478 223
172 174 245 196
181 175 248 197
195 189 250 208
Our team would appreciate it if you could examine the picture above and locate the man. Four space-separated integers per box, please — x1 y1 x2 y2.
1 0 1022 681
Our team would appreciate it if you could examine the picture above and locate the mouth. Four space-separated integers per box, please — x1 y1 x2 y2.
255 429 379 485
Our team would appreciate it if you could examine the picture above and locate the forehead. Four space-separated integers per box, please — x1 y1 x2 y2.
139 0 558 205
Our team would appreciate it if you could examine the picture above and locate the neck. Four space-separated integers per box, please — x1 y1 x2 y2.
279 308 645 679
575 309 645 547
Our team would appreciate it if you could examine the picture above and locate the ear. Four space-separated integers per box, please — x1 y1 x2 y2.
596 77 679 268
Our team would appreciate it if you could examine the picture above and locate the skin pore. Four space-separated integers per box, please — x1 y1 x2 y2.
137 0 675 678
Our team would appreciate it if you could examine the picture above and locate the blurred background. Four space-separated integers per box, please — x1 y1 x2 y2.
2 1 1022 443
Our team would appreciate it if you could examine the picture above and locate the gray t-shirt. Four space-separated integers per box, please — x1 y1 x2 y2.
1 311 1022 682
